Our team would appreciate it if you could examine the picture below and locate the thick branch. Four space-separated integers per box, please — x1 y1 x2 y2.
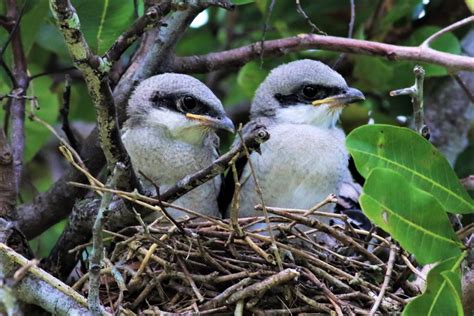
51 0 126 172
6 0 29 193
0 243 92 315
170 33 474 73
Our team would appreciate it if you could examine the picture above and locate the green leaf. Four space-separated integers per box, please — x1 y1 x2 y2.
347 124 474 214
237 61 267 99
21 0 49 56
465 0 474 13
360 168 462 264
232 0 255 4
404 26 461 77
74 0 135 54
403 253 465 316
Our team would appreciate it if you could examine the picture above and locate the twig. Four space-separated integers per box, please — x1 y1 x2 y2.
177 256 205 302
285 193 337 229
333 0 355 68
59 75 80 151
237 129 283 270
422 16 474 48
390 65 429 138
401 254 425 281
128 243 157 289
294 289 332 313
295 0 326 35
229 153 244 236
89 163 125 315
259 0 276 66
104 2 172 64
160 126 269 202
261 206 384 265
225 269 299 304
369 244 398 316
200 278 253 310
452 73 474 103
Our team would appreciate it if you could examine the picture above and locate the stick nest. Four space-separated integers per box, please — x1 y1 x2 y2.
73 213 416 315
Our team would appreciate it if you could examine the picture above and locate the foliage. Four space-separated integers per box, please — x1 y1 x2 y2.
347 124 472 315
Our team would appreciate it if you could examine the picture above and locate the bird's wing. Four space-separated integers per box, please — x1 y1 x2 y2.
335 166 372 230
217 117 271 216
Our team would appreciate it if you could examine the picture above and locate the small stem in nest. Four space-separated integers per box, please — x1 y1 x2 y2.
89 163 125 315
237 130 283 269
390 65 429 139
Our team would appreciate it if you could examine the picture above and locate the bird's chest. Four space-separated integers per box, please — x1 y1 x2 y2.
122 127 213 186
250 124 348 208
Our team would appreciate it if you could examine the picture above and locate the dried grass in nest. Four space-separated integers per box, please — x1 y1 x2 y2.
72 210 415 315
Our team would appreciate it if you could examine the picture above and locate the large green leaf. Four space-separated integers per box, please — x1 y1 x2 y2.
74 0 135 54
21 0 49 56
237 61 267 99
403 253 465 316
360 168 462 265
347 124 474 214
467 0 474 13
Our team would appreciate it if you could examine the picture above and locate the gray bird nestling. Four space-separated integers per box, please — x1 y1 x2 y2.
122 73 235 219
220 59 365 222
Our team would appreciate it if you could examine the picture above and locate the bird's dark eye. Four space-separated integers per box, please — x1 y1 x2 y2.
302 85 318 99
180 96 197 112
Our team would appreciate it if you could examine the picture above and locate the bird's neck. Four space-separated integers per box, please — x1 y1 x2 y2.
273 105 341 128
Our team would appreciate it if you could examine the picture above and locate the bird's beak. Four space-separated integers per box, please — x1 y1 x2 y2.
186 113 235 133
312 87 365 107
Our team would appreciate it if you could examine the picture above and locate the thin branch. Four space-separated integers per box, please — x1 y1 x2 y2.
160 126 269 202
421 15 474 48
295 0 326 35
59 75 80 151
369 244 398 315
103 2 172 64
390 65 428 138
88 163 124 314
171 30 474 73
452 73 474 103
259 0 276 66
333 0 355 68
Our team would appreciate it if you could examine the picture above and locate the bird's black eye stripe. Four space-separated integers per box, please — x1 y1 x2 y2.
274 85 345 107
149 92 221 117
300 84 344 101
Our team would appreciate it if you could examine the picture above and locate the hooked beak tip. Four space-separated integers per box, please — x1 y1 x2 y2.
219 116 235 133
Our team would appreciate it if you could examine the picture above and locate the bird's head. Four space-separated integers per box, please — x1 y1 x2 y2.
126 73 234 142
251 59 365 128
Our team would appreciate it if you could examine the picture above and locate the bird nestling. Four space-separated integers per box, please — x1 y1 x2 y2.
122 73 235 219
220 59 365 222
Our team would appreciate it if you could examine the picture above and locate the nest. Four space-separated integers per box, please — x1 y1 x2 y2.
71 206 416 315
